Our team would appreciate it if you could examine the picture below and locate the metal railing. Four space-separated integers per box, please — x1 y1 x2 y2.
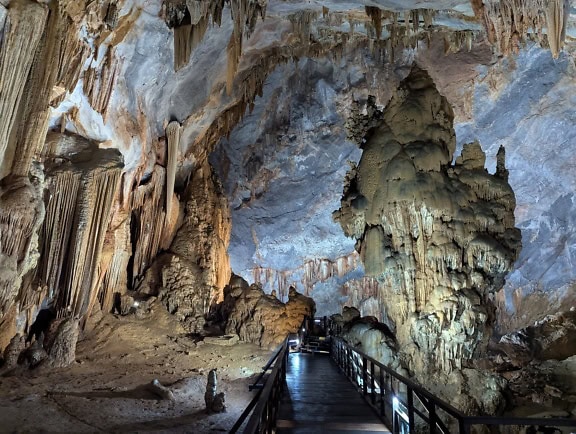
332 337 576 434
229 336 289 433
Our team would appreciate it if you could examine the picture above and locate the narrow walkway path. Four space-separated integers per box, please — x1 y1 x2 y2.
276 353 391 433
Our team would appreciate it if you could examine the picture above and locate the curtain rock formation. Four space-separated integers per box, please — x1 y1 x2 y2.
334 67 521 382
40 132 123 320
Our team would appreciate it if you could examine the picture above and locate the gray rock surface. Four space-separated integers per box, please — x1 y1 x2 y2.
455 45 576 329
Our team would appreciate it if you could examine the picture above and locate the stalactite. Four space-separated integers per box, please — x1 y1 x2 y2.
251 252 361 298
39 133 123 321
0 175 45 320
12 1 67 177
38 172 81 296
342 277 381 315
545 0 567 59
51 19 90 107
83 48 119 121
190 37 362 163
62 165 122 318
444 30 476 54
130 165 167 285
289 10 318 44
226 1 242 96
365 7 383 40
0 1 48 178
422 9 435 28
226 0 268 95
165 0 226 71
165 121 180 229
483 0 568 57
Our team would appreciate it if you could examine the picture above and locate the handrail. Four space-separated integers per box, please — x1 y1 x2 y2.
229 337 289 433
229 388 263 433
231 315 310 433
332 337 576 433
242 336 289 433
248 339 287 391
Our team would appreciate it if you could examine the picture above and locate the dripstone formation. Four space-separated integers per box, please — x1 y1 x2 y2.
335 67 521 412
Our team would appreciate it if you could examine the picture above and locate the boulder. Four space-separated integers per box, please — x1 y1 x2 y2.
222 280 315 348
499 309 576 366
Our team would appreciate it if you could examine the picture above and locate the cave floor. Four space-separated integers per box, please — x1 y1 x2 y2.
0 306 273 433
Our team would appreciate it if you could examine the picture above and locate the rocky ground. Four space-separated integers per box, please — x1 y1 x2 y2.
0 304 273 433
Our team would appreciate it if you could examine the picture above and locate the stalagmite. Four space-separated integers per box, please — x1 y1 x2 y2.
98 219 131 313
335 67 521 409
218 278 314 348
170 162 231 295
154 160 231 332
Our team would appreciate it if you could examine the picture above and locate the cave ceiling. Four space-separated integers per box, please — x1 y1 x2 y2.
0 0 575 329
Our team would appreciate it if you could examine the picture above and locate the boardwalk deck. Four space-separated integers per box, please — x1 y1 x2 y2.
276 353 391 433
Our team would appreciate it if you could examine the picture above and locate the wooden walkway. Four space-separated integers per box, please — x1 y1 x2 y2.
276 353 391 433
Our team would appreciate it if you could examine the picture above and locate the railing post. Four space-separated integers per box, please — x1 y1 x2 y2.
370 361 375 405
429 403 437 434
346 348 351 379
380 368 385 419
407 387 415 431
362 357 368 396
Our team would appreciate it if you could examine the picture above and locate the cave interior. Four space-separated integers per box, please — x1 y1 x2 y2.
0 0 575 431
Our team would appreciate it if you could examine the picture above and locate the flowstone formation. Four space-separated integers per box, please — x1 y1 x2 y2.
334 66 521 412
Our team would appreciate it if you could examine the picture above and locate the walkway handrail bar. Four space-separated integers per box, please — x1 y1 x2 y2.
230 337 288 433
242 336 289 433
229 388 263 433
248 339 287 391
230 316 315 433
332 337 576 433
